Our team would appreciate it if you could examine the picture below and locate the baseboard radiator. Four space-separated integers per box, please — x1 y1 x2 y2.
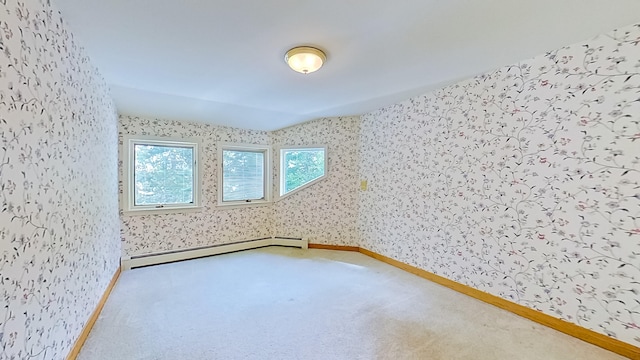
121 236 308 270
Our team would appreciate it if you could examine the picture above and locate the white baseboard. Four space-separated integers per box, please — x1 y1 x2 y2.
272 236 309 249
122 237 308 270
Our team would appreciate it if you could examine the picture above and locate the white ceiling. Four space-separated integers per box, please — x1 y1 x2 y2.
55 0 640 131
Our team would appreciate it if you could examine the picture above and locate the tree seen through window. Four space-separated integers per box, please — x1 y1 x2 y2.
282 148 325 195
133 144 194 206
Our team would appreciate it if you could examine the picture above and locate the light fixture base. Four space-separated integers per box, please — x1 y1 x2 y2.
285 46 327 74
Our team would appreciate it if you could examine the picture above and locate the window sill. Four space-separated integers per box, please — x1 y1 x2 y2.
216 201 272 210
122 206 203 216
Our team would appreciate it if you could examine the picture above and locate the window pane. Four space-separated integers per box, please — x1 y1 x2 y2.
283 148 325 194
222 150 265 201
134 144 194 206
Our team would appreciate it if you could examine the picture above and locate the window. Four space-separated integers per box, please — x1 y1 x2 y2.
218 143 271 206
123 136 201 214
279 146 327 198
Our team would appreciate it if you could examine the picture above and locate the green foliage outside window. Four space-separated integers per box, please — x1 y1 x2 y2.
283 149 325 194
134 144 194 205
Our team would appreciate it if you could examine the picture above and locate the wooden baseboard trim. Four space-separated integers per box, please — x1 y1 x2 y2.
66 266 121 360
358 247 640 359
308 243 360 252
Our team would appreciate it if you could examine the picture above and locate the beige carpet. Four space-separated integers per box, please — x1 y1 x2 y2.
78 247 625 359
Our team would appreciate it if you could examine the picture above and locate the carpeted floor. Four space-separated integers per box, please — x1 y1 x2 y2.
78 247 625 359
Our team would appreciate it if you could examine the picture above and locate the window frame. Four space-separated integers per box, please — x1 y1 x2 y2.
122 135 202 215
278 145 327 200
217 143 272 208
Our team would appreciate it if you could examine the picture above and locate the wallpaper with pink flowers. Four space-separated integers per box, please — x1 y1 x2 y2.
119 115 362 256
119 115 274 257
0 0 121 359
272 117 360 245
358 23 640 346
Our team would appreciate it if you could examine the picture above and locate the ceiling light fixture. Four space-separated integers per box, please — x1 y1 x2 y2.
284 46 327 74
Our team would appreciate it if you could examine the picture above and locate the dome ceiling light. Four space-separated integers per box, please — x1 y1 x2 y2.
284 46 327 74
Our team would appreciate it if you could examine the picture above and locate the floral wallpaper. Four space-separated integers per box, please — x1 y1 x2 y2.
359 23 640 346
1 0 636 357
0 0 121 359
119 116 273 257
120 115 362 257
272 117 360 245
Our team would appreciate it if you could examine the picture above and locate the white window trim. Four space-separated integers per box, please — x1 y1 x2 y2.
122 135 202 215
217 143 272 208
277 145 327 201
